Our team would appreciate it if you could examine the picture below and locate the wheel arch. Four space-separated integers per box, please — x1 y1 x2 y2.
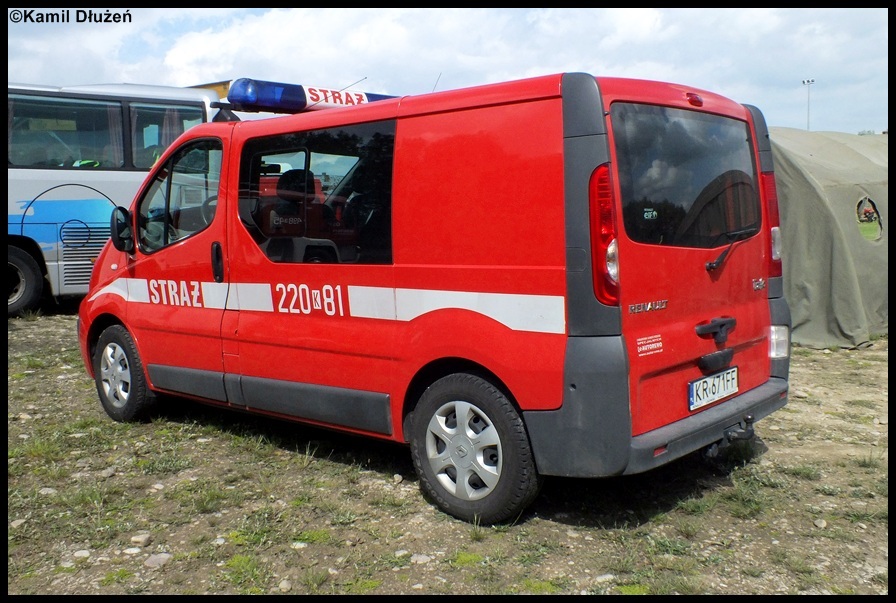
8 236 48 276
9 239 50 314
83 313 127 376
400 357 518 443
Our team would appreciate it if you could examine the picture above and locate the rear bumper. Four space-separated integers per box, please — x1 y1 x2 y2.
524 376 788 478
623 377 788 474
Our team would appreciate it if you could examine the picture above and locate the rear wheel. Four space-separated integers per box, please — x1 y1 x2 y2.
409 373 543 525
93 325 156 422
8 246 44 316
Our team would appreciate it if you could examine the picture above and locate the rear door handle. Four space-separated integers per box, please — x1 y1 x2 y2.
695 316 736 344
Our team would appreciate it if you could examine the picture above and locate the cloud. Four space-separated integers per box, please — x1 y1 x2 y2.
7 8 888 133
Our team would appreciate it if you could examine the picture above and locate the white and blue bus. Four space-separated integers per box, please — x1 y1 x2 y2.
8 81 239 315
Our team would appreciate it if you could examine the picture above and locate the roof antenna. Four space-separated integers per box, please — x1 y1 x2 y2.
432 73 441 93
344 76 367 90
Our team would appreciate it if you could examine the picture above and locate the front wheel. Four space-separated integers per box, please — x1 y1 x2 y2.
93 325 156 422
8 246 44 316
409 373 543 525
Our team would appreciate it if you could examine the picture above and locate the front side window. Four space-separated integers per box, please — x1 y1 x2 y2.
238 121 395 264
138 139 222 252
611 103 761 248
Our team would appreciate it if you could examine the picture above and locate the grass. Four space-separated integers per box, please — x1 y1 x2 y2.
7 313 889 595
857 448 887 469
780 464 823 481
221 554 272 594
857 220 881 241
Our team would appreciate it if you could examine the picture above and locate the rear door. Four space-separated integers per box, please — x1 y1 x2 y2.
607 100 772 436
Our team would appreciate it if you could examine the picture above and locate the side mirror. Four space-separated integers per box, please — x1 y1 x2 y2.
110 206 135 253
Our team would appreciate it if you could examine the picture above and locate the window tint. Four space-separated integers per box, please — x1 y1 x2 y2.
611 103 761 248
130 103 206 169
8 94 206 170
238 121 395 264
8 94 123 168
138 139 223 252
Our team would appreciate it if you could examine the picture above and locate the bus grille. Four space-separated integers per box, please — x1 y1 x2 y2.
61 224 111 287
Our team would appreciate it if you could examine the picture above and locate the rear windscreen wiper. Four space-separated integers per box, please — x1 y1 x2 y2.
706 226 760 272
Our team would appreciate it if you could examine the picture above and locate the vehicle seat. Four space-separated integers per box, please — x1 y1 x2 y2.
259 169 316 262
265 169 314 237
276 168 317 204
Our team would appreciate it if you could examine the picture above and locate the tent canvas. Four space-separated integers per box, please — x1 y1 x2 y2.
769 127 888 349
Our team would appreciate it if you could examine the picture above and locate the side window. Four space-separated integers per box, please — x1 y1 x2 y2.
138 139 223 253
130 103 205 169
8 93 123 168
238 121 395 264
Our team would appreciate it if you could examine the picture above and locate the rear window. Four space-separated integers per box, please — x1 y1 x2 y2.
611 103 760 248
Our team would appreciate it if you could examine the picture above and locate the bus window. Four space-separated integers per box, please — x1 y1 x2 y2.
131 103 206 169
8 94 123 168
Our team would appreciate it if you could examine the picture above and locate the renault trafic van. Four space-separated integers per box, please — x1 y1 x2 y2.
78 73 791 524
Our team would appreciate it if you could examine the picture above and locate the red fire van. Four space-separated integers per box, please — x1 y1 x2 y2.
78 73 791 524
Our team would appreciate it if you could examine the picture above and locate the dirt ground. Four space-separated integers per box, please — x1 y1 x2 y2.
7 306 888 595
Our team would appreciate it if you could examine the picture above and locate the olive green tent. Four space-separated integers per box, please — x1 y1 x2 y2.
769 127 888 349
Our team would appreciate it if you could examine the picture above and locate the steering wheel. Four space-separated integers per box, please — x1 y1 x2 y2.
201 195 218 224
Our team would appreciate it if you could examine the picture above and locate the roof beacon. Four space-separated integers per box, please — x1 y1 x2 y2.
227 78 395 114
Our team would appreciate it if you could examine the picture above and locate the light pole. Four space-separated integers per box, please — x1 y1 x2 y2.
802 78 815 131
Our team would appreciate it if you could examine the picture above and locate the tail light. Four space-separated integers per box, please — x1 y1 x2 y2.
589 164 619 306
761 171 783 278
769 325 790 359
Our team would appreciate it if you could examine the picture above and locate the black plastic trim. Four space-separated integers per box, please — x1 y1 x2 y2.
147 364 392 435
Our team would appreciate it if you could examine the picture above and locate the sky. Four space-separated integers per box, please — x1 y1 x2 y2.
7 8 888 134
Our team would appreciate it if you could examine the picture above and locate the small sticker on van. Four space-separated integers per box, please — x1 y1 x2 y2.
636 334 664 357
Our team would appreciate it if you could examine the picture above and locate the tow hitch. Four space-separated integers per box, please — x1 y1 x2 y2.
703 414 755 459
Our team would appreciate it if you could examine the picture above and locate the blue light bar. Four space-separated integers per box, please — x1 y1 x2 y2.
227 78 395 114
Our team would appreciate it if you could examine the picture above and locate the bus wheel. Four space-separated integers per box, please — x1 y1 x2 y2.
409 373 543 525
8 246 44 316
93 325 157 422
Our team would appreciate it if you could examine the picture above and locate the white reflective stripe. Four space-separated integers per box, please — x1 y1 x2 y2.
346 285 396 319
91 279 566 335
127 278 150 303
87 277 149 303
231 282 274 312
349 286 566 335
201 282 230 310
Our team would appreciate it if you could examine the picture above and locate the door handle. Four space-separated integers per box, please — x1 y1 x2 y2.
695 316 736 344
211 242 224 283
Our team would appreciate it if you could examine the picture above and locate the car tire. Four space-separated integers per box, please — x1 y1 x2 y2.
409 373 543 525
8 246 44 316
93 324 156 422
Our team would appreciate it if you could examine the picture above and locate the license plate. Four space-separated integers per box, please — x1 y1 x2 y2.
688 367 738 411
